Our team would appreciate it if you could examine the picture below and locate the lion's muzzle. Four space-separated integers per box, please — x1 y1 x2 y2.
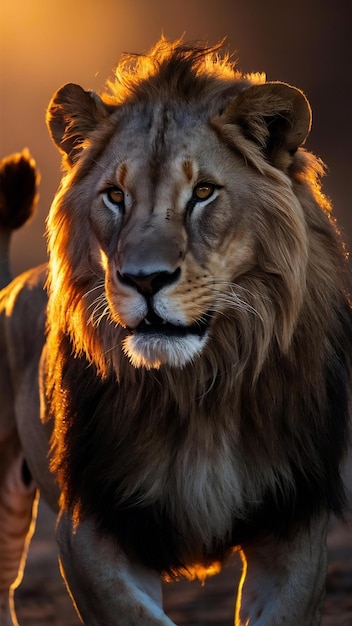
117 267 210 369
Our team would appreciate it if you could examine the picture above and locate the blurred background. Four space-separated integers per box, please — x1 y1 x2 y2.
1 0 351 274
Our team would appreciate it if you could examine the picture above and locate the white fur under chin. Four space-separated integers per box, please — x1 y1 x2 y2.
122 332 209 369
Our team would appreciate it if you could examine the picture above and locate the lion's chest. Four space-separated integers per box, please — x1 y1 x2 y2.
122 423 245 549
62 369 248 573
105 422 246 573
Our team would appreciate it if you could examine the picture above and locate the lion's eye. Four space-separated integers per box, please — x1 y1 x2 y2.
108 188 124 204
193 183 216 202
102 187 125 211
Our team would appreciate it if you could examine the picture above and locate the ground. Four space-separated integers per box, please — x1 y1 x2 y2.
15 500 352 626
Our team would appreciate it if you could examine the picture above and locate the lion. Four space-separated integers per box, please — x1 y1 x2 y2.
0 37 352 626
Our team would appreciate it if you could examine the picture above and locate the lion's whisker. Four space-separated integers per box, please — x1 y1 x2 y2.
83 283 105 299
87 299 109 326
95 306 110 327
86 293 107 312
211 292 263 320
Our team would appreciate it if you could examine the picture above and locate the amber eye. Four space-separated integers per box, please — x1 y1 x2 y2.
107 188 124 204
193 183 216 201
102 187 125 211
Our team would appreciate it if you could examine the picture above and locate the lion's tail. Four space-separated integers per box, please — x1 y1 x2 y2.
0 149 40 288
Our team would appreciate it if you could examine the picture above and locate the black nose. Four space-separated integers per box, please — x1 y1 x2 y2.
118 268 181 296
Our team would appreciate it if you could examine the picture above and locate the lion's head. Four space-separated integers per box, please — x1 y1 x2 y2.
45 38 319 378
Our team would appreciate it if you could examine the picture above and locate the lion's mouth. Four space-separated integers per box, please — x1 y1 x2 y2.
130 310 210 339
124 309 211 368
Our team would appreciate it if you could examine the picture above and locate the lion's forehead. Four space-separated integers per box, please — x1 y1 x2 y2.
103 104 228 186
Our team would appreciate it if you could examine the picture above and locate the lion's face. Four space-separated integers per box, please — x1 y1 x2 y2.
46 47 311 374
88 108 259 369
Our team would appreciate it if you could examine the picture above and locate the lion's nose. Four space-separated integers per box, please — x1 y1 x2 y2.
118 268 181 296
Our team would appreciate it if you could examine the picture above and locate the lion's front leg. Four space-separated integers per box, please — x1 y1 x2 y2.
235 513 328 626
56 511 176 626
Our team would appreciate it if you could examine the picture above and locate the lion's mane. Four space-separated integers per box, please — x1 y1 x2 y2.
43 39 352 578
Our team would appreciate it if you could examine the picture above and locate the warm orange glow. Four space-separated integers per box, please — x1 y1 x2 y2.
163 561 222 585
184 561 223 583
11 491 40 589
234 549 248 626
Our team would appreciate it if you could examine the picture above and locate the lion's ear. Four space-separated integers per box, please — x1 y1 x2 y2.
46 83 110 166
220 82 312 168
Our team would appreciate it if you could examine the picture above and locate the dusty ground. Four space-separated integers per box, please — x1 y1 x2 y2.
14 500 352 626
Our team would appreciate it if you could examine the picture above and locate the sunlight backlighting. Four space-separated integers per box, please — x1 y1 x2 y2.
163 560 222 585
234 549 248 626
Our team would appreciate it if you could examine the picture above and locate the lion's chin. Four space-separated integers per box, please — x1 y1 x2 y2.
122 330 209 369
